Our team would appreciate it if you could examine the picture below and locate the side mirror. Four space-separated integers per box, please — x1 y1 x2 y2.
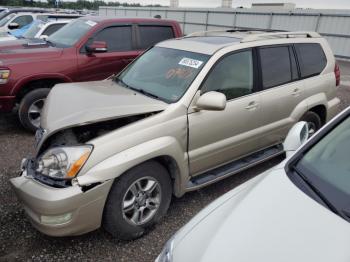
85 41 107 54
195 91 226 111
8 22 19 30
39 34 48 40
283 121 309 157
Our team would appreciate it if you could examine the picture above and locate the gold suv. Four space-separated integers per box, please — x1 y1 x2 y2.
11 30 340 239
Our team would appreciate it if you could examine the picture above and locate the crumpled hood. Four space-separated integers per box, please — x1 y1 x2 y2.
41 80 168 134
173 170 350 262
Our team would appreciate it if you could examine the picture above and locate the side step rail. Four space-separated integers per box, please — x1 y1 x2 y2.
186 144 284 190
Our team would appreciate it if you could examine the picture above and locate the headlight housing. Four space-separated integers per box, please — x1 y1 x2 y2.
0 69 10 84
157 236 175 262
36 145 93 180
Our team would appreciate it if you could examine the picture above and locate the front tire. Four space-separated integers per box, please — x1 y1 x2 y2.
103 161 172 240
18 88 50 132
300 111 322 137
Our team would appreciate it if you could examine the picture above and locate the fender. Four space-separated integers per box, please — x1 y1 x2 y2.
11 73 73 95
304 92 328 111
77 136 189 197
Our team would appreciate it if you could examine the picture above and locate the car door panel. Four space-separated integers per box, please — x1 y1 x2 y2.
257 45 306 149
188 49 265 175
188 94 262 175
76 25 140 82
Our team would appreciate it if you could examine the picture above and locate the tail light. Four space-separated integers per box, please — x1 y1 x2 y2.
335 63 341 86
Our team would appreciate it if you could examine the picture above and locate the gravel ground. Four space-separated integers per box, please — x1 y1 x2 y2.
1 63 349 261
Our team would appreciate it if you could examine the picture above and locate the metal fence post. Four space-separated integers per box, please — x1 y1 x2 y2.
205 11 209 30
183 11 187 34
268 12 273 29
233 11 237 27
315 13 322 32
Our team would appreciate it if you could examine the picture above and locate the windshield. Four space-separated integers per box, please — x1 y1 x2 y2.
0 13 15 27
23 20 44 39
47 19 96 48
117 47 209 103
0 10 9 21
295 116 350 217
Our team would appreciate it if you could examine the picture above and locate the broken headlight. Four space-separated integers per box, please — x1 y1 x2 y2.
36 145 92 180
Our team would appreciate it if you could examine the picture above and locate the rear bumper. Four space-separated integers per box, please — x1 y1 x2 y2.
0 96 15 112
10 170 114 237
327 97 341 122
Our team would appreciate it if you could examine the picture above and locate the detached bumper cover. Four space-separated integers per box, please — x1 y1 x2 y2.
10 170 113 237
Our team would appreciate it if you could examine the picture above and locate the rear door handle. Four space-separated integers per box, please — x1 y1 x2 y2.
245 101 258 110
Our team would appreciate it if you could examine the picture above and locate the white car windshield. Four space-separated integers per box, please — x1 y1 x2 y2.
117 47 210 103
22 20 44 38
47 19 96 47
0 13 15 27
295 115 350 219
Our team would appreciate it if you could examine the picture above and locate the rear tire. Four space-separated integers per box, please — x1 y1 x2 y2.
300 111 322 137
103 161 172 240
18 88 50 133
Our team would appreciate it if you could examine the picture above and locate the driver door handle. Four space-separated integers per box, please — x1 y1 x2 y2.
245 101 258 110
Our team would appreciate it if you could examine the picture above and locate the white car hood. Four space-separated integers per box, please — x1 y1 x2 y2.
173 169 350 262
41 80 168 134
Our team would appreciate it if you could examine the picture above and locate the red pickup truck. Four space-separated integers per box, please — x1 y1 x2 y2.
0 16 182 131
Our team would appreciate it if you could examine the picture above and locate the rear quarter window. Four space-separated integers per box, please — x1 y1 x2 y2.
295 43 327 78
138 25 174 50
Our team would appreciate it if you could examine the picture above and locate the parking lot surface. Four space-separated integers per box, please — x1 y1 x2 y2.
1 62 349 261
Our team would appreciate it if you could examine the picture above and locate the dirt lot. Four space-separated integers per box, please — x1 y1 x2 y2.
1 63 349 261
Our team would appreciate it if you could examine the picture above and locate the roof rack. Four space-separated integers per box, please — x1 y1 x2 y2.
185 29 321 43
241 31 321 42
185 28 285 38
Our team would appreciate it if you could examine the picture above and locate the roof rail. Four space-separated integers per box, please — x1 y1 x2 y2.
185 28 285 38
241 31 321 42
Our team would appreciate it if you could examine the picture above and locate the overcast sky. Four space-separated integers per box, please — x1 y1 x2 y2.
107 0 350 9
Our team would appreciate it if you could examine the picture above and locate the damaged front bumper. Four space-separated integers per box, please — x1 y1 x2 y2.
10 159 113 237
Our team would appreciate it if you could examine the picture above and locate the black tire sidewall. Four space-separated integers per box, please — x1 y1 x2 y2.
300 111 322 133
18 88 50 132
103 160 172 240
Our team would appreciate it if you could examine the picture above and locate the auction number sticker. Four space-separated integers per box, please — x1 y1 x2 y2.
85 20 97 27
178 57 203 69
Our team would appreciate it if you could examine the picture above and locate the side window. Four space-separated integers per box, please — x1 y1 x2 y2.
42 23 65 36
201 50 254 100
138 25 174 50
92 26 132 52
37 15 48 22
259 46 292 89
12 15 33 28
295 43 327 78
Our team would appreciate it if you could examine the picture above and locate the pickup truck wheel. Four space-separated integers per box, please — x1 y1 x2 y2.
300 111 322 137
103 161 172 240
18 88 50 132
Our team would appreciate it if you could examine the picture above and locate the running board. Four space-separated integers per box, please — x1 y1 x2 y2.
186 144 284 190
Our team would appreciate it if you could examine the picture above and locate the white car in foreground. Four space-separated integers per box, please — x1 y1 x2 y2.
157 107 350 262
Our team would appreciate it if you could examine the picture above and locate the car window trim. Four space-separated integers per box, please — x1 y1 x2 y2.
198 48 258 103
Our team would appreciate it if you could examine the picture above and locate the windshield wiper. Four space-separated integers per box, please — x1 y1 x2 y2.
116 77 161 100
45 39 55 47
293 165 347 220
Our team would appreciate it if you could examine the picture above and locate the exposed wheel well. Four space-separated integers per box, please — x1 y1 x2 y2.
15 79 65 103
309 105 327 125
153 156 180 183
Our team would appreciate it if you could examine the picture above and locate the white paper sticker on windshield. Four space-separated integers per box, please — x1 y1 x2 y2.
179 58 203 69
85 20 97 27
